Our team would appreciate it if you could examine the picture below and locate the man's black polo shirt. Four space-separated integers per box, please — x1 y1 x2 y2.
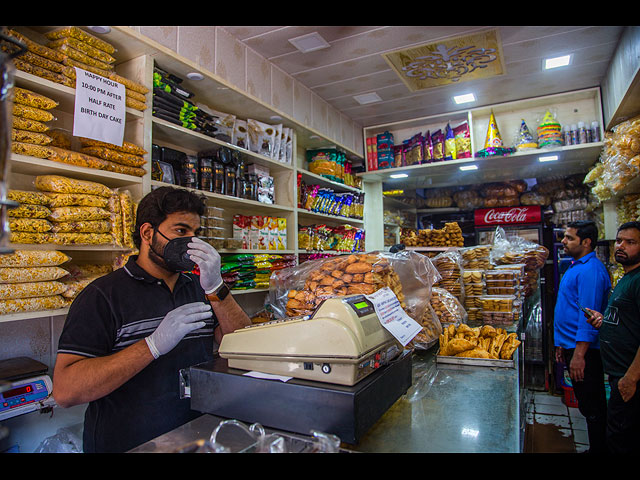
57 255 218 453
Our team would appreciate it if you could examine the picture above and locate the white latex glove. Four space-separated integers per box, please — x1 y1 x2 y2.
187 237 223 293
145 302 213 359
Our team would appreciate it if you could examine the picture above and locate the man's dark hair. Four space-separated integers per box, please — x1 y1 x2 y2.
618 221 640 235
567 220 598 250
133 186 207 248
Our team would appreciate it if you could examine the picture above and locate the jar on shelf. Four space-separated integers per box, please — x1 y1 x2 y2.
213 161 225 195
197 156 213 192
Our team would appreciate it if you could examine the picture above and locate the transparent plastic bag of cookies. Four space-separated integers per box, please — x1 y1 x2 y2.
409 303 443 351
268 250 441 322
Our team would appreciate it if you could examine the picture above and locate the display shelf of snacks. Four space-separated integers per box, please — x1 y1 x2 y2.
296 208 364 226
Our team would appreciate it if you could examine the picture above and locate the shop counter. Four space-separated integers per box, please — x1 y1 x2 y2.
130 348 522 453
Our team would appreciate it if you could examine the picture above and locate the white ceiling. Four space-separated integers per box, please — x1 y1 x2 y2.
221 26 625 128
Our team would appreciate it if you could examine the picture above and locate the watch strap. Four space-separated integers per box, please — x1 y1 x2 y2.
206 282 230 302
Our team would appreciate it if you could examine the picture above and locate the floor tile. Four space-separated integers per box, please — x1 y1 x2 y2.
534 413 572 428
534 402 569 416
533 392 565 406
570 415 587 430
573 428 589 445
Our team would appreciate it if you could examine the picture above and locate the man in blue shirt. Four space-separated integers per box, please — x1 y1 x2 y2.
554 220 611 453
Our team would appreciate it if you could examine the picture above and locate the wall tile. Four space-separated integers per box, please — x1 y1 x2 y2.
139 26 177 52
246 48 271 105
271 66 294 118
177 26 216 74
215 27 247 91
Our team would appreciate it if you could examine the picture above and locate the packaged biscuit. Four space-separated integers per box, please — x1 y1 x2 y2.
0 266 69 283
0 295 68 315
44 192 109 208
80 146 146 167
12 115 49 133
13 102 56 123
46 36 116 64
51 220 111 234
9 218 53 233
0 249 70 268
8 204 52 219
48 206 111 222
44 27 116 55
9 232 53 244
12 87 59 110
11 141 54 159
35 175 114 198
11 128 52 146
0 281 67 301
51 232 113 245
7 190 51 206
3 29 66 63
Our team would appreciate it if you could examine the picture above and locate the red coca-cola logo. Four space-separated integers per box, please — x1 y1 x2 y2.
474 206 541 226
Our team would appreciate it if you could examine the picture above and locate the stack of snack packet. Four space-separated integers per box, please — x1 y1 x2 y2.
0 250 71 314
10 86 58 160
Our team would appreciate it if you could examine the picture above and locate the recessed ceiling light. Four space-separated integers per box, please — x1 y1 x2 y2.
353 92 382 105
454 93 476 104
390 173 408 178
538 155 559 162
87 26 111 34
288 32 330 53
459 165 478 171
544 55 572 69
186 72 204 81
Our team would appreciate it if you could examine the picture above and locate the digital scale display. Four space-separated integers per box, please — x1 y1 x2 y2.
0 376 52 420
344 295 375 317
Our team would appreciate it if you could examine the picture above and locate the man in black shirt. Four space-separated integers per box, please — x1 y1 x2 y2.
586 221 640 453
53 187 251 452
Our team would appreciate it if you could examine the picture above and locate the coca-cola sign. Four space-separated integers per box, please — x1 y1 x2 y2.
474 206 541 226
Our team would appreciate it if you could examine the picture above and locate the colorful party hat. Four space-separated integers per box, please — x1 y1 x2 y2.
484 111 503 148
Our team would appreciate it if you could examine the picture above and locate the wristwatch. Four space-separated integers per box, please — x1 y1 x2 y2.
206 282 230 302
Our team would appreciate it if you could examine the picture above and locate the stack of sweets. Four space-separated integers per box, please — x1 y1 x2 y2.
461 245 491 270
462 269 485 322
478 294 522 326
537 110 563 148
515 119 538 151
0 250 70 315
431 250 463 302
429 287 467 328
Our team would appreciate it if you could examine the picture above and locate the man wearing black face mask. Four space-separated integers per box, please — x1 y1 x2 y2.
52 186 251 453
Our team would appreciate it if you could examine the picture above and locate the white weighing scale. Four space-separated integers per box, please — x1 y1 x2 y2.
0 357 55 421
218 294 403 386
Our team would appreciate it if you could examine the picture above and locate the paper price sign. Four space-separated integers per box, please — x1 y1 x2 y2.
365 287 422 346
73 67 126 146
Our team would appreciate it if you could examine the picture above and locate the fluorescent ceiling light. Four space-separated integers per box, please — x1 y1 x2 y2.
454 93 476 104
353 92 382 105
288 32 330 53
459 165 478 171
538 155 559 162
544 55 572 69
390 173 408 178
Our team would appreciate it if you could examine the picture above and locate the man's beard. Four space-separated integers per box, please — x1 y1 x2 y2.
148 230 172 271
615 250 640 266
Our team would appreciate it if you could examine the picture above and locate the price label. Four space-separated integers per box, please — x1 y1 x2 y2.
73 67 126 146
365 287 422 346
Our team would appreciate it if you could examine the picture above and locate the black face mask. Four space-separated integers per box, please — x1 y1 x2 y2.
152 228 196 272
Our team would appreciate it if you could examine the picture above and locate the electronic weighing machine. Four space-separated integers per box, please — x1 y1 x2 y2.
186 295 413 444
0 357 55 421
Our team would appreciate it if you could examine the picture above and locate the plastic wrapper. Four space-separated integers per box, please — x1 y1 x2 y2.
78 137 147 156
44 26 116 55
0 281 67 300
431 249 463 300
438 323 521 360
45 192 109 208
0 295 68 315
3 29 66 63
8 47 65 74
51 232 113 245
269 250 441 322
9 217 53 233
12 86 58 110
453 189 484 209
51 220 111 233
9 232 53 244
409 303 443 350
108 71 149 95
12 128 52 146
11 57 73 87
108 194 123 247
11 141 54 159
35 175 114 197
44 146 146 177
61 275 99 299
80 146 146 167
0 249 69 268
514 119 538 150
453 122 471 158
7 190 50 206
12 115 49 133
430 287 467 326
48 206 111 222
47 36 116 65
520 191 550 206
47 129 73 149
119 191 135 249
247 119 275 157
13 102 55 123
0 266 68 283
8 204 52 219
53 42 114 71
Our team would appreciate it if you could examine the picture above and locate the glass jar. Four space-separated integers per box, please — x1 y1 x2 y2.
180 156 198 189
198 156 213 192
213 161 225 195
224 165 237 197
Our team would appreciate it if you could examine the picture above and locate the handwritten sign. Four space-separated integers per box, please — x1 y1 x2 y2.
365 287 422 346
73 67 125 146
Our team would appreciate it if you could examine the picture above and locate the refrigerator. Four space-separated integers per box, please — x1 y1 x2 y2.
474 205 548 390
